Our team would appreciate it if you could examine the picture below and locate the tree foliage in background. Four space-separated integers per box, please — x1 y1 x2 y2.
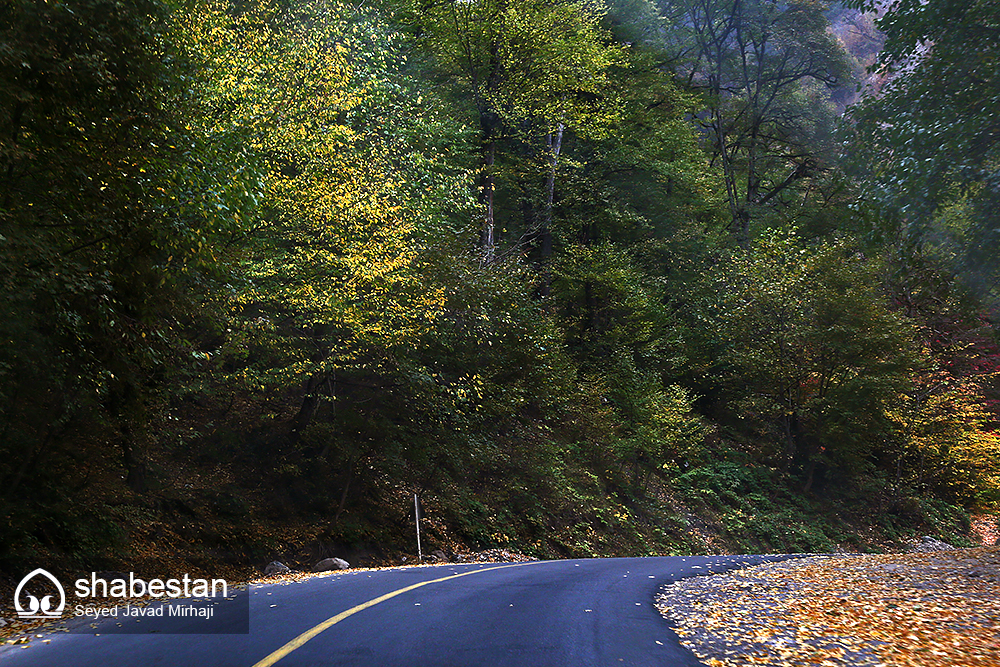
177 0 489 518
709 234 918 491
0 0 235 514
408 0 624 264
846 0 1000 303
841 0 1000 505
659 0 853 243
0 0 263 568
2 0 999 572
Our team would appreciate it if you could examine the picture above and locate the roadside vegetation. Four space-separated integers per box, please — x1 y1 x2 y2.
1 0 998 587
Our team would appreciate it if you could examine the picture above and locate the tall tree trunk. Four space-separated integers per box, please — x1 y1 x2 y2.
104 381 147 493
291 324 330 440
585 280 599 331
121 427 147 494
539 122 564 296
5 430 53 499
479 110 501 264
332 455 355 524
712 108 746 246
2 101 25 211
481 139 496 262
291 372 326 439
781 408 798 473
802 456 818 494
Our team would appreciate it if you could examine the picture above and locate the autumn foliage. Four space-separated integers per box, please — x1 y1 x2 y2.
0 0 997 579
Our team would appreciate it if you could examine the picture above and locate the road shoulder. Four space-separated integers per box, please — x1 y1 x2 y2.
656 547 1000 667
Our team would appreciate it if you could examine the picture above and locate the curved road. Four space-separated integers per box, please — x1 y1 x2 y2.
1 555 791 666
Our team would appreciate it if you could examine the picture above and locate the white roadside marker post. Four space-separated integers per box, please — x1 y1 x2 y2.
414 493 423 562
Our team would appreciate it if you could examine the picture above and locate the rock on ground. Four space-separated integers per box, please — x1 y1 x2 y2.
906 535 956 552
263 561 290 576
312 557 350 572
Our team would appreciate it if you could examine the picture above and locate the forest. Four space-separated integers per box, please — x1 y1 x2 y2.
1 0 998 577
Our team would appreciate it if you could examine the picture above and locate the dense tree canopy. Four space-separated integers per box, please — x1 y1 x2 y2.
660 0 853 243
846 0 1000 300
1 0 997 572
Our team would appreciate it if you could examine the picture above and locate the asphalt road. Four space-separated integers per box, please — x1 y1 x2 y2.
0 555 793 667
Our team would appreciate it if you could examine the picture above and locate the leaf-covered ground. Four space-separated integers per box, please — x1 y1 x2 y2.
971 513 998 546
656 547 1000 667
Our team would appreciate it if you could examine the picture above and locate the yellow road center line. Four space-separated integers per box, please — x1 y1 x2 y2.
251 562 535 667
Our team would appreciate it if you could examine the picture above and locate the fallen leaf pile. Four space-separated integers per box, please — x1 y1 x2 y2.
242 548 537 594
656 547 1000 667
971 513 999 547
453 549 538 563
